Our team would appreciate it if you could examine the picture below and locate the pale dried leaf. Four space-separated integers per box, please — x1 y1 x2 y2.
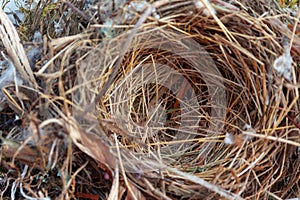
65 115 117 171
0 8 37 87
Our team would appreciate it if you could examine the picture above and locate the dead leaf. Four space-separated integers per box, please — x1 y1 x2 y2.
0 8 37 87
65 115 117 172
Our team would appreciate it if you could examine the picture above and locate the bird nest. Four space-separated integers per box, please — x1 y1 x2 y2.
1 0 300 199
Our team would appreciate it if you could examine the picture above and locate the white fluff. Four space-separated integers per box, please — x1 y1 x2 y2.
224 132 234 145
242 124 255 141
126 1 160 20
273 42 293 81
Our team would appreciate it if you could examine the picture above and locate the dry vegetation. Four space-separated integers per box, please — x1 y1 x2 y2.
0 0 300 199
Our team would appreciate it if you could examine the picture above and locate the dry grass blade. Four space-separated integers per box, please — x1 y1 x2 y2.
0 8 37 87
107 166 119 200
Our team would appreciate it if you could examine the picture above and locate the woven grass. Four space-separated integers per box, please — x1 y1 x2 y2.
1 0 300 199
